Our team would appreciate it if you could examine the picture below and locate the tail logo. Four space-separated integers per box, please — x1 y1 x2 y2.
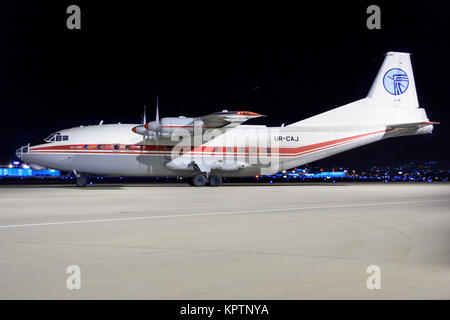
383 68 409 95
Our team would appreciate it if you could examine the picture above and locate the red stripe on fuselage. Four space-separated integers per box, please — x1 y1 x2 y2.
28 129 388 156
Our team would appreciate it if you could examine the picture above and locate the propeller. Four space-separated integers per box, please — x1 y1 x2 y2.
138 95 162 141
131 105 149 138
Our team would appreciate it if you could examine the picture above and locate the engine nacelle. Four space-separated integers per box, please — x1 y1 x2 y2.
145 117 206 135
132 125 147 135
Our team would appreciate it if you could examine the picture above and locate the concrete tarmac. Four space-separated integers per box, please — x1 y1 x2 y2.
0 183 449 299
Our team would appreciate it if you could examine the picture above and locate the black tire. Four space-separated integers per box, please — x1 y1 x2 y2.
76 175 89 187
208 174 222 187
192 174 206 187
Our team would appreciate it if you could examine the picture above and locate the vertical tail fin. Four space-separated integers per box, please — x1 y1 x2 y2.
288 51 434 128
367 52 419 109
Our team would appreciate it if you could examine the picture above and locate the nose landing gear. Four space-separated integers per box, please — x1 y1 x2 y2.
73 170 90 187
76 175 89 187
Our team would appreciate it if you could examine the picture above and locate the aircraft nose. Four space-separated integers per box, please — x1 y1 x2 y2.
15 144 29 159
15 148 22 159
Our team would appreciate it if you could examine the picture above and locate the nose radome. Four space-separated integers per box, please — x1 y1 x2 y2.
15 144 29 159
15 148 22 159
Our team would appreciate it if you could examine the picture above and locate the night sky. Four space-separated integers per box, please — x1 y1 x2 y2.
1 2 449 167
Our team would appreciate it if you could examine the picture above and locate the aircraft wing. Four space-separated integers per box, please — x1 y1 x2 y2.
197 110 265 129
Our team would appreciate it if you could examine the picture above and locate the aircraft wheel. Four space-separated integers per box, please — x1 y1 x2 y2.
76 175 89 187
192 174 206 187
208 174 222 187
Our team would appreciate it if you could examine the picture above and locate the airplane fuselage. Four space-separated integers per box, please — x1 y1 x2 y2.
17 122 397 178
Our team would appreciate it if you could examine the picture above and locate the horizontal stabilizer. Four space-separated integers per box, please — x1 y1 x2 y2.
387 121 439 130
386 121 438 137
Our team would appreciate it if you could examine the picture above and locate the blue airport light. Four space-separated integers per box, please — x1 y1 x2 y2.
0 168 60 177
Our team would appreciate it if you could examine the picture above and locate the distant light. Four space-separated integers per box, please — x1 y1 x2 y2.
22 164 30 169
12 161 20 166
8 164 13 168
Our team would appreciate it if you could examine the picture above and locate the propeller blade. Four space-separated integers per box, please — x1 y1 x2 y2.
155 95 160 127
142 105 147 125
155 95 160 144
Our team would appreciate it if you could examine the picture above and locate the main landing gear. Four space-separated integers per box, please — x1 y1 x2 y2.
189 173 222 187
208 174 222 187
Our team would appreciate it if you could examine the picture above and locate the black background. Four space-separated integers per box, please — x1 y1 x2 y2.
1 1 449 166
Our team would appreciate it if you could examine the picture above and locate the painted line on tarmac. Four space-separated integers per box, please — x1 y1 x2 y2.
0 199 447 229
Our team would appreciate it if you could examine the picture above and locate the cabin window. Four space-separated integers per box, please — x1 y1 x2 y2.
114 145 119 150
63 135 69 141
125 145 130 150
214 147 219 152
56 135 62 142
227 147 232 152
97 145 102 150
266 148 271 153
167 146 173 151
239 147 245 153
84 145 89 149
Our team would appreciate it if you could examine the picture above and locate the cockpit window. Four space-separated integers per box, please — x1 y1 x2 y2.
43 132 68 143
30 132 67 147
44 134 55 142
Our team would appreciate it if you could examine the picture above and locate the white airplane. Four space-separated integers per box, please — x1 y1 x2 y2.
16 52 437 187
